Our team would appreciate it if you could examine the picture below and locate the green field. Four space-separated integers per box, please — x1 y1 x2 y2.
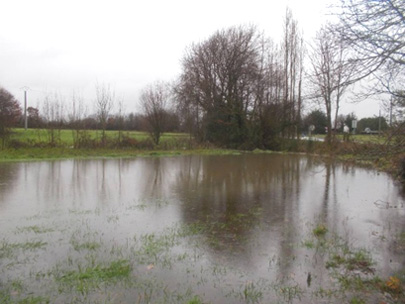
313 133 388 144
0 128 240 162
9 128 188 147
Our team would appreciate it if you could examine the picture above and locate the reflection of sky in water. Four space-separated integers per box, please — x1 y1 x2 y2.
0 154 404 302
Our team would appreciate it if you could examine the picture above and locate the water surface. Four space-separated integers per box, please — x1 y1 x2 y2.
0 154 404 303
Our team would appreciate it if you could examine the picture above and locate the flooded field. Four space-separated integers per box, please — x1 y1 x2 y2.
0 154 404 303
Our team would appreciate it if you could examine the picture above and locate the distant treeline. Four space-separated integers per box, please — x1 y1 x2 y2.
20 107 181 133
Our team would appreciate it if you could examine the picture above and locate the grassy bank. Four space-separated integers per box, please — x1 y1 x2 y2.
2 129 405 181
0 128 241 161
288 135 405 181
0 147 242 162
7 128 187 148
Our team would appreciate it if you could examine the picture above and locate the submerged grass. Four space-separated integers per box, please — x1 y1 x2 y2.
16 225 54 234
0 239 47 256
312 223 328 237
0 294 50 304
71 240 101 252
1 201 404 303
53 259 132 296
301 223 404 303
58 259 131 284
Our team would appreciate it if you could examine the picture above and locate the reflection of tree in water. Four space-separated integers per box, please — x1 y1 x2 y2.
144 158 164 198
0 163 20 210
393 183 405 270
128 157 180 204
41 161 65 206
70 160 90 208
173 154 310 262
320 162 338 227
93 159 129 209
1 161 73 211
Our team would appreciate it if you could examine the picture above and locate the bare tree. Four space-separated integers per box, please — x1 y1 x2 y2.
175 25 298 149
248 38 285 148
116 97 125 143
68 91 88 148
176 26 270 147
281 8 305 138
308 25 356 144
140 81 171 145
335 0 405 94
42 92 65 145
95 82 114 146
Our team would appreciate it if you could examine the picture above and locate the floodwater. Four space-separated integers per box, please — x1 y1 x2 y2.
0 154 404 303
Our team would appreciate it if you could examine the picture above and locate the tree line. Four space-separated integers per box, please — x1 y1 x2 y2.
1 1 404 149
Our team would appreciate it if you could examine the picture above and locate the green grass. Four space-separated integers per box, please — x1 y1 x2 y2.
1 209 404 303
16 225 54 234
312 223 328 237
313 133 388 144
57 260 131 293
0 146 239 162
0 128 242 161
241 282 264 303
10 128 186 146
349 296 366 304
71 240 101 252
15 241 48 251
186 295 204 304
0 241 15 259
0 295 50 304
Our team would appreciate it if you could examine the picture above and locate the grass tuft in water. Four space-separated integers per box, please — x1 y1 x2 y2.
326 247 374 274
57 259 131 292
242 281 263 304
0 240 47 255
0 240 14 259
312 223 328 237
275 283 304 304
18 241 48 251
71 240 101 251
16 296 50 304
349 296 366 304
186 295 204 304
16 225 54 234
135 232 178 265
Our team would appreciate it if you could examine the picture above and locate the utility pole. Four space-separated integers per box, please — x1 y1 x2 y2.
21 87 29 130
24 90 27 130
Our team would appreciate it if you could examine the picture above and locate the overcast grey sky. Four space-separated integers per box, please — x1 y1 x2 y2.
0 0 381 118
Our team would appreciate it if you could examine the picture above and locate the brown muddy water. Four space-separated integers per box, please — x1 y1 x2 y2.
0 154 404 303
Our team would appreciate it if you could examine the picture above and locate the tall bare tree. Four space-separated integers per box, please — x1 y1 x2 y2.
281 8 305 138
95 82 114 146
116 97 125 144
140 81 171 145
308 25 356 144
42 92 65 145
68 92 88 148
